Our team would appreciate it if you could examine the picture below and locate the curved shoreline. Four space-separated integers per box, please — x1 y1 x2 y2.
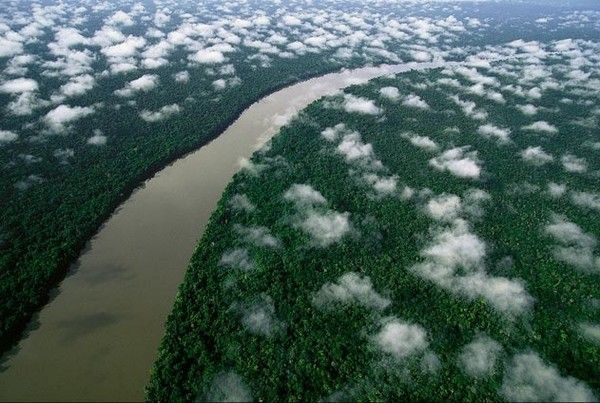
0 61 450 401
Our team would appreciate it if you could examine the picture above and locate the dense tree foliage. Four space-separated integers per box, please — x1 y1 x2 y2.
148 61 599 400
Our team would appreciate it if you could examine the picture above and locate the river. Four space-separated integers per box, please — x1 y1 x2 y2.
0 61 447 401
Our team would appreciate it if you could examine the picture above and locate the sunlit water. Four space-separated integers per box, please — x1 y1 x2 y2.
0 61 449 401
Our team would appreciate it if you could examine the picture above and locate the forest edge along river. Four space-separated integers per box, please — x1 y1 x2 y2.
0 61 451 401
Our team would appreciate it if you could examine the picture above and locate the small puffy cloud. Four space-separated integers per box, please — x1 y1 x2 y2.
429 147 482 179
212 79 227 90
547 183 567 198
363 174 398 196
522 121 558 134
411 50 431 62
101 36 146 58
404 133 439 152
343 94 381 115
284 184 326 207
0 78 38 93
87 130 107 146
239 295 278 337
321 123 347 142
516 104 538 116
107 10 134 26
44 104 94 132
375 318 429 359
139 104 180 122
174 71 190 83
219 248 254 271
313 272 390 311
449 95 488 120
55 74 95 99
0 130 18 143
115 74 159 97
205 372 252 402
561 154 587 173
403 94 429 109
336 132 375 162
501 352 596 402
0 37 23 58
300 210 351 248
379 86 400 101
571 192 600 212
459 335 502 378
412 219 532 315
234 225 280 248
190 49 225 64
282 15 302 26
579 323 600 344
477 124 510 143
545 215 599 273
229 194 255 213
426 194 462 221
520 146 554 166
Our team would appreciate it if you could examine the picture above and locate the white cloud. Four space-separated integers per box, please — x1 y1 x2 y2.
44 104 94 132
426 194 462 221
405 134 439 151
516 104 538 116
429 147 482 179
205 372 252 402
87 130 107 146
174 71 190 83
313 272 390 311
229 194 255 213
219 248 254 271
107 11 134 27
403 94 429 110
579 323 600 344
0 130 18 143
336 132 375 162
282 15 302 26
55 74 95 99
115 74 159 97
522 121 558 134
449 95 488 120
300 210 351 247
0 78 38 93
379 86 400 101
101 35 146 59
139 104 180 122
343 94 381 115
240 296 278 337
477 124 510 143
190 48 225 64
547 183 567 198
545 215 599 273
520 146 554 166
561 154 587 173
412 219 532 315
234 225 280 248
571 192 600 212
284 184 326 207
501 352 596 402
375 318 429 359
459 335 502 378
0 37 23 58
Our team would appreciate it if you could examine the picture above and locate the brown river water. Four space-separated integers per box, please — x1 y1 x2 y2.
0 61 447 401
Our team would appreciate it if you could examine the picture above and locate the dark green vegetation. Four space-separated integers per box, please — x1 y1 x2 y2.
148 56 599 400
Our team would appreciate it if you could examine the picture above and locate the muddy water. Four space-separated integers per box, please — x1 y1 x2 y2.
0 61 446 401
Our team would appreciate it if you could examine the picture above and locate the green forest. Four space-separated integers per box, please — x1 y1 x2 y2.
148 60 599 400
